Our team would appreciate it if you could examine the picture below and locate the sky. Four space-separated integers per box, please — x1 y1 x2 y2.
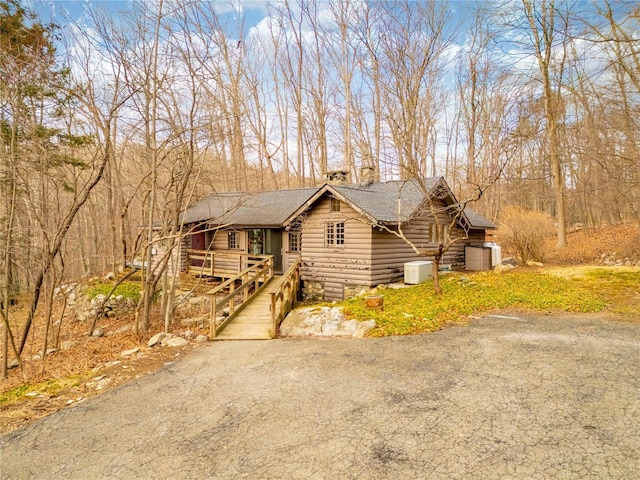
31 0 269 30
32 0 130 22
23 0 637 177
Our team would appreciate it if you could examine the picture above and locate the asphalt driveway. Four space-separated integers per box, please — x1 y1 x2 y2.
2 314 639 479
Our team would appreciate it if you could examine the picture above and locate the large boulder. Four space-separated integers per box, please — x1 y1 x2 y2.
501 257 518 266
280 306 375 338
166 336 189 347
494 263 516 274
148 332 169 347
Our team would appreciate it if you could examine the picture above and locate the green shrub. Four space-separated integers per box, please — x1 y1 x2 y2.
85 281 141 303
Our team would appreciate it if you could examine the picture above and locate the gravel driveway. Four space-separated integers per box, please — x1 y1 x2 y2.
2 314 639 479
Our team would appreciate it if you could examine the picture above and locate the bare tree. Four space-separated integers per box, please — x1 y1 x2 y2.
521 0 571 248
455 1 526 220
581 1 640 226
376 0 453 179
0 0 126 367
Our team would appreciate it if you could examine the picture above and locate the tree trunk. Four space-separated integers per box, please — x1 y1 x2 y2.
522 0 568 248
432 251 443 296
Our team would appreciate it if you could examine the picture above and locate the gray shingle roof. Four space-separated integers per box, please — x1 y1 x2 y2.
462 207 495 229
332 178 440 223
181 178 494 230
181 188 319 227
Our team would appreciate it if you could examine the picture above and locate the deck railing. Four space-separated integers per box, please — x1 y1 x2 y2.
186 249 271 279
208 256 274 339
270 257 302 338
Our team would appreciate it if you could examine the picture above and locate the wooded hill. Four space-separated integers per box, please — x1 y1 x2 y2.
1 0 639 374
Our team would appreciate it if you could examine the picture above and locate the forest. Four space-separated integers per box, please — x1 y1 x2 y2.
1 0 639 375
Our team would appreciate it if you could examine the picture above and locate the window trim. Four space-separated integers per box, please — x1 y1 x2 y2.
429 224 450 244
325 222 345 247
330 197 341 213
289 231 301 252
228 231 240 250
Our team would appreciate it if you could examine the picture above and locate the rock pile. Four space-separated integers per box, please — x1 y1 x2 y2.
599 252 640 267
77 293 136 323
53 280 137 324
280 306 375 338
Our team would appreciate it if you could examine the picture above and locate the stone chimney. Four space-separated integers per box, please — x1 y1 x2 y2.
324 170 350 185
360 166 376 186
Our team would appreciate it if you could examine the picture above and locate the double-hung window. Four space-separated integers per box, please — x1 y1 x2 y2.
429 224 449 244
289 231 301 252
325 222 345 247
228 231 239 250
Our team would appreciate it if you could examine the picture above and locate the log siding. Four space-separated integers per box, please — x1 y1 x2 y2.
300 195 489 300
301 196 373 300
370 198 468 285
178 182 493 302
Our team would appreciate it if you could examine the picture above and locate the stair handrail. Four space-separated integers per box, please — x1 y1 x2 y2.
270 256 302 338
208 256 274 338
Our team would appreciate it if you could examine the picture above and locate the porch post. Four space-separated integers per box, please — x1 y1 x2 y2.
228 282 235 316
270 292 277 338
210 295 217 339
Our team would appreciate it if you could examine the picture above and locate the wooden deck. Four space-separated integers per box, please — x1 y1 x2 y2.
213 275 284 340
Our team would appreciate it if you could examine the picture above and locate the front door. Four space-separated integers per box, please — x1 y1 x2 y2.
248 229 265 255
248 228 283 274
266 229 283 274
191 230 205 250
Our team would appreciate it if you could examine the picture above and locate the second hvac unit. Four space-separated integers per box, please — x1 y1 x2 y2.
484 242 502 267
465 246 492 271
404 260 433 285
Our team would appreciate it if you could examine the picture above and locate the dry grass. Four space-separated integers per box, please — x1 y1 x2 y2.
0 274 212 433
497 223 640 266
4 317 139 389
545 224 640 265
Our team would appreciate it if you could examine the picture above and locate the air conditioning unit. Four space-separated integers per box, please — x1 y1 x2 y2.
484 242 502 267
465 246 492 271
404 261 432 285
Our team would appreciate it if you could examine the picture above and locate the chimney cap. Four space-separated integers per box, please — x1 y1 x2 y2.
324 170 350 185
360 166 376 186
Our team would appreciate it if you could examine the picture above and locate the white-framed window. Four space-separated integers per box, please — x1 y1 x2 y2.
325 222 345 247
289 231 301 252
228 231 240 249
330 197 341 213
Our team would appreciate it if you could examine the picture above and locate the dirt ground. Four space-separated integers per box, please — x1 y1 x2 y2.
0 330 203 434
0 273 212 434
544 223 639 265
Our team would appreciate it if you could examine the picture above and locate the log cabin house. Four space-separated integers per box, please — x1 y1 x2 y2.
179 173 494 301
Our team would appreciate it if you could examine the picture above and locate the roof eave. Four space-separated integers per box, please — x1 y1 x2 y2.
283 184 381 226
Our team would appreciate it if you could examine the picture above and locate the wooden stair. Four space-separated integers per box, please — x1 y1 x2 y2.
213 275 284 340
